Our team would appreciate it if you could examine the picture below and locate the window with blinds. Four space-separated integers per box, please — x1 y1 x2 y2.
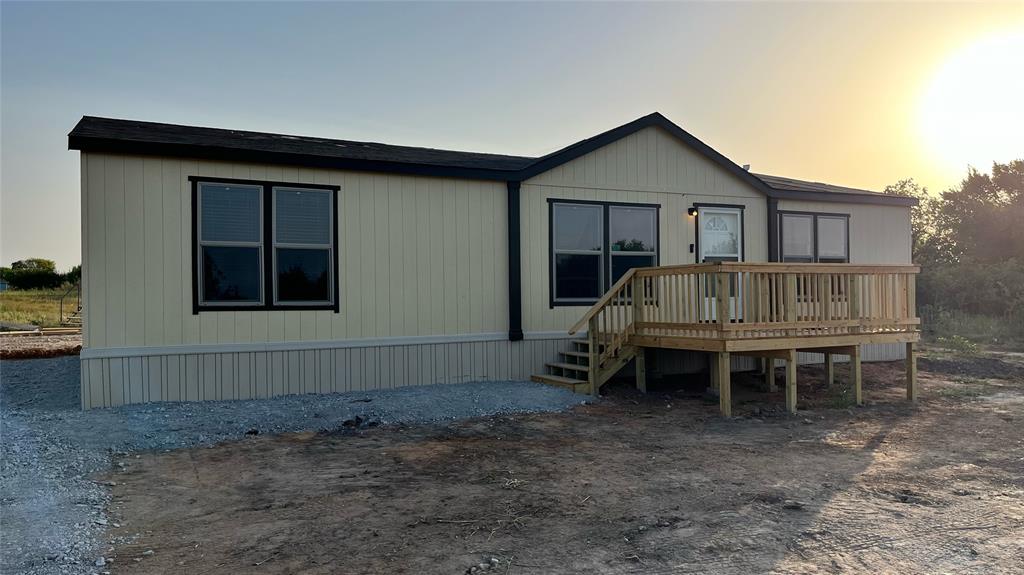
193 178 337 312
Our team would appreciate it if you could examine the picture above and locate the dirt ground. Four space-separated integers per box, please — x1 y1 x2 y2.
0 333 81 359
102 348 1024 574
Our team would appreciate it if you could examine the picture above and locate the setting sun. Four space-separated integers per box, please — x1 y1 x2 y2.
918 29 1024 178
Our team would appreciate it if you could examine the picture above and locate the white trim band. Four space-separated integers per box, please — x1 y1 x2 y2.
80 331 578 359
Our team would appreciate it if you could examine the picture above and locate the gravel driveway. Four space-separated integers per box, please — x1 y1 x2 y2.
0 356 588 575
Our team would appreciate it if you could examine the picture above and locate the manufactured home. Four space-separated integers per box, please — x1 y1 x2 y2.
69 112 920 414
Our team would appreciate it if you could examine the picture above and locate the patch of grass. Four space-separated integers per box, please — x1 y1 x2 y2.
935 335 980 356
822 383 857 409
921 306 1024 350
935 376 990 399
0 287 77 328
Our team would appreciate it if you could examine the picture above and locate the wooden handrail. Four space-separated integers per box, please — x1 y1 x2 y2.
568 268 637 335
633 262 920 276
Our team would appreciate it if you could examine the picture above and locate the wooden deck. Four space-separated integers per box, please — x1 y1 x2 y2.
534 262 920 416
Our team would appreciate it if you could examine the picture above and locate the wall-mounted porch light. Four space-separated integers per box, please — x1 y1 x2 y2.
687 207 698 217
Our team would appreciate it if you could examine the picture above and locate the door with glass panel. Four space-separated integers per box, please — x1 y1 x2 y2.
697 206 743 321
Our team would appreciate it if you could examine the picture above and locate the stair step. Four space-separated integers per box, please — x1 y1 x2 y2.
560 350 589 359
546 362 590 373
571 339 590 347
531 374 590 394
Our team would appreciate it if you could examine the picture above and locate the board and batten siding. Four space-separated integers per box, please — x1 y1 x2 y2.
520 125 768 334
776 199 913 264
79 152 531 407
81 153 509 349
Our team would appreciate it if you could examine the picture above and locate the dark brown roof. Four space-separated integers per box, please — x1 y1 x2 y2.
68 114 916 206
69 116 534 177
755 173 885 197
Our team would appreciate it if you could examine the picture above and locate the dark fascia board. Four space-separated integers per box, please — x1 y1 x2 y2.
68 135 521 182
763 187 919 207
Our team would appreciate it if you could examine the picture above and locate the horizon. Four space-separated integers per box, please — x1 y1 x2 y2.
2 1 1022 269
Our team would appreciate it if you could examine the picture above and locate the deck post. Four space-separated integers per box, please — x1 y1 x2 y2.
717 351 731 417
784 274 797 323
905 341 917 401
824 353 835 387
635 348 647 393
784 348 797 413
588 317 599 397
716 272 730 325
851 344 862 405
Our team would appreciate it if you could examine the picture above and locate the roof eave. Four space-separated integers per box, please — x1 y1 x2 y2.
765 187 918 206
68 135 520 182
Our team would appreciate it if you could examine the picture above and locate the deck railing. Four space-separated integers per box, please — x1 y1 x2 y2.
569 262 920 360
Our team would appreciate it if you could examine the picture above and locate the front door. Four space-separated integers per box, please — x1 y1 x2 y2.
697 206 743 321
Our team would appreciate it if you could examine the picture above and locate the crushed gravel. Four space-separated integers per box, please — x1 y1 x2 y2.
0 356 588 574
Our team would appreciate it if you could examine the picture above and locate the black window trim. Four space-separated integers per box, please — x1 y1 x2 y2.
190 176 340 314
547 198 661 308
778 210 850 263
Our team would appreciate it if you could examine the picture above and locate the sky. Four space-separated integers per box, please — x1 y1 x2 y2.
2 1 1022 269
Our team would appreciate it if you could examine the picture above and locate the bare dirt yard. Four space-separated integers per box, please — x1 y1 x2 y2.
103 349 1024 574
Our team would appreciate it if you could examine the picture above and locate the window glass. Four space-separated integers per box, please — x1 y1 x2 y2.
609 207 656 252
200 184 261 243
781 214 814 260
276 248 331 302
555 254 602 300
611 254 655 284
817 216 848 260
700 210 741 258
202 246 261 302
275 189 332 245
553 204 602 251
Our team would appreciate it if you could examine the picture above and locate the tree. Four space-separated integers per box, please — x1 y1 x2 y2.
11 258 56 272
3 258 66 290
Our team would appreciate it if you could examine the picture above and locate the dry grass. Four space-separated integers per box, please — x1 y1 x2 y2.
0 287 77 328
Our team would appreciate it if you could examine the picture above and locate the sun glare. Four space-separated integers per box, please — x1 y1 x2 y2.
918 30 1024 177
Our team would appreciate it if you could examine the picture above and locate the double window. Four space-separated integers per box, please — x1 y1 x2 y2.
193 178 338 312
779 211 849 263
550 200 659 305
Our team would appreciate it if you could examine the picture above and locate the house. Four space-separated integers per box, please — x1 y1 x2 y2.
68 113 919 412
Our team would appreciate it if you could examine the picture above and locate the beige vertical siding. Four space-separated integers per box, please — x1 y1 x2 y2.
776 199 912 264
520 126 768 333
80 153 509 350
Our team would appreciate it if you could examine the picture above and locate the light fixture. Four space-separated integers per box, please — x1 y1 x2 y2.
687 207 698 217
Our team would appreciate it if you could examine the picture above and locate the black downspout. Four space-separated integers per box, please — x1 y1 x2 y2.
767 197 779 262
506 181 524 341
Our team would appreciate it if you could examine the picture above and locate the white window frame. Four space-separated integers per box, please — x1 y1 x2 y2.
608 205 658 285
697 206 744 263
271 187 336 307
779 211 850 263
197 182 264 307
551 202 604 304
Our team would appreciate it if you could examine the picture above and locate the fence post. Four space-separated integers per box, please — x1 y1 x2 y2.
784 273 797 323
849 275 861 333
588 316 599 397
716 272 730 326
631 274 643 334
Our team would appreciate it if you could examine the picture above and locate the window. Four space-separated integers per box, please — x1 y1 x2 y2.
609 206 657 284
779 211 849 263
550 200 659 305
192 178 338 312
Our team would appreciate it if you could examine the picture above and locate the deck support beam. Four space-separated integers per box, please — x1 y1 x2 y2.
784 349 797 413
824 353 835 387
851 345 863 406
906 342 917 401
635 348 647 393
717 351 732 417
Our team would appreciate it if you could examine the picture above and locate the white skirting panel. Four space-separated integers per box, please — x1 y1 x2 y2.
79 337 575 409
